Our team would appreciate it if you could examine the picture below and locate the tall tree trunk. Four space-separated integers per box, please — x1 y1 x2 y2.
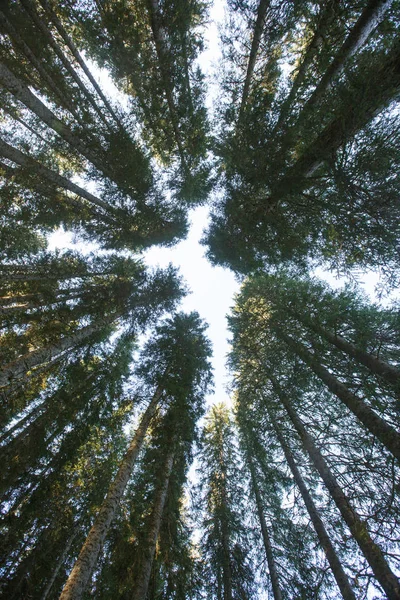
38 0 122 128
302 0 393 115
279 330 400 460
0 139 111 213
291 310 400 388
0 63 115 179
273 0 339 132
270 379 400 600
271 418 356 600
20 0 113 132
0 9 85 125
0 317 115 388
267 38 400 204
131 445 175 600
59 378 167 600
147 0 188 171
0 139 112 218
246 449 282 600
219 452 233 600
42 529 79 600
238 0 270 121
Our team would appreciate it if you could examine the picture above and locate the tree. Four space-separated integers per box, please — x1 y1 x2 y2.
228 273 400 597
59 312 212 599
197 403 256 599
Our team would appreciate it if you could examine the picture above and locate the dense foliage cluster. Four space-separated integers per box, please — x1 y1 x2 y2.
0 0 399 598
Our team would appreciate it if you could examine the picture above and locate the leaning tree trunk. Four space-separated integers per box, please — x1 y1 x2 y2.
131 445 175 600
246 449 282 600
0 139 111 212
292 310 400 389
302 0 393 115
238 0 270 121
0 317 115 388
38 0 122 128
279 330 400 460
272 0 340 133
59 377 167 600
271 379 400 600
267 38 400 204
147 0 188 171
0 9 83 125
271 417 356 600
20 0 113 132
0 63 115 180
42 529 79 600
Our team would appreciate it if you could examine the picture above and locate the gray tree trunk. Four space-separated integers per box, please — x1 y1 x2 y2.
59 378 167 600
0 139 111 213
20 0 113 132
0 63 114 179
0 318 113 388
303 0 393 114
246 450 282 600
131 445 175 600
279 331 400 460
271 418 356 600
272 380 400 600
38 0 122 128
42 529 79 600
298 313 400 388
238 0 270 120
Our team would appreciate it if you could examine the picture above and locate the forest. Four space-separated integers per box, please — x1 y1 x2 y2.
0 0 399 598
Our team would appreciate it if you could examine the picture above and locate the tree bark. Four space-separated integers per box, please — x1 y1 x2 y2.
20 0 114 132
267 38 400 204
271 418 356 600
246 450 282 600
303 0 393 114
238 0 270 120
273 0 339 132
42 529 79 600
131 444 175 600
0 139 111 213
147 0 188 171
0 9 84 125
294 312 400 388
271 380 400 600
38 0 122 128
0 63 114 179
0 318 115 388
59 377 167 600
279 330 400 460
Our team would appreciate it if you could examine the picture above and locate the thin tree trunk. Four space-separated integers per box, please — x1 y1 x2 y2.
20 0 113 132
0 139 111 212
271 379 400 600
0 9 84 125
0 318 115 388
38 0 122 128
246 450 282 600
273 0 339 132
131 445 175 600
147 0 188 171
42 529 79 600
238 0 270 121
279 330 400 460
271 418 356 600
59 377 167 600
0 63 115 179
302 0 393 114
220 453 233 600
267 39 400 204
294 311 400 388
